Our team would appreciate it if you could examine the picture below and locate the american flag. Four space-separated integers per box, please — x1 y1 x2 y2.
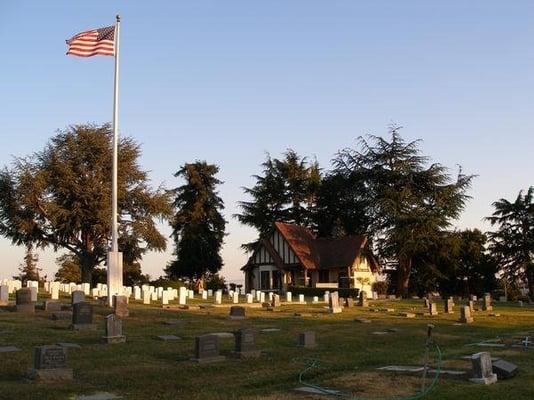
66 26 115 57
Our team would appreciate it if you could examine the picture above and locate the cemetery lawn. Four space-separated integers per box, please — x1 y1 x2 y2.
1 297 533 400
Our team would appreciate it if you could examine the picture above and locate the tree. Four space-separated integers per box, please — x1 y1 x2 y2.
0 124 172 282
236 150 321 250
333 125 474 297
166 162 226 280
16 245 41 284
55 253 82 283
409 229 498 297
487 187 534 300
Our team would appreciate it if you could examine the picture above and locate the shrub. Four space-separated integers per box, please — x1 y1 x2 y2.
372 281 388 295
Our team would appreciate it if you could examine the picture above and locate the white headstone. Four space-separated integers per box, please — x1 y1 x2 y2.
286 292 292 303
215 290 222 305
179 287 188 305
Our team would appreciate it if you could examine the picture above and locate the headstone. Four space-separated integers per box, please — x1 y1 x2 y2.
113 295 129 318
399 312 416 318
492 359 518 380
71 302 96 330
499 296 507 303
429 302 438 316
229 306 246 320
30 286 38 302
246 293 253 304
214 290 222 305
16 288 35 313
202 290 208 300
459 305 474 324
102 314 126 344
470 352 497 384
156 335 181 341
358 291 368 307
372 291 378 300
44 300 62 312
271 294 281 307
142 290 151 305
286 292 292 303
0 285 9 306
233 291 239 304
444 298 454 314
328 291 342 313
50 311 72 320
51 285 60 300
468 300 475 312
297 331 316 348
192 334 225 363
312 296 319 303
323 293 329 303
71 290 85 305
259 291 265 303
482 293 493 311
298 294 305 304
28 345 73 382
233 328 261 358
133 286 141 300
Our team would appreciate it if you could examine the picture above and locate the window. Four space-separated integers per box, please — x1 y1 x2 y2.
260 271 270 290
272 270 281 289
318 270 329 283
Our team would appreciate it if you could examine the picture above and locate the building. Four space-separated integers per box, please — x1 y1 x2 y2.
242 222 379 294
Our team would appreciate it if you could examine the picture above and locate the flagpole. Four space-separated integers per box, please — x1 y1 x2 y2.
107 14 123 306
111 14 120 254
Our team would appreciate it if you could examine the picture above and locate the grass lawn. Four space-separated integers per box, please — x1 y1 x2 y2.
1 294 533 400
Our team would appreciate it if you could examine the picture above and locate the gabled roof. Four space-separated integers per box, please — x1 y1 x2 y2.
274 222 320 270
243 222 379 272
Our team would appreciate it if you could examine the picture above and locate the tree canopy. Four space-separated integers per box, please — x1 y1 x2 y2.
487 187 534 300
325 126 474 296
236 150 321 250
166 161 226 280
0 124 172 282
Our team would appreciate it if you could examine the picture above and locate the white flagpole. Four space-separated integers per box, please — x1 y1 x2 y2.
107 14 123 306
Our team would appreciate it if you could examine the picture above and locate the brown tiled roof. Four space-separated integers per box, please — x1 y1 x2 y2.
273 222 377 271
274 222 319 270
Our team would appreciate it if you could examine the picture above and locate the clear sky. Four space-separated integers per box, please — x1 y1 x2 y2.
1 1 533 283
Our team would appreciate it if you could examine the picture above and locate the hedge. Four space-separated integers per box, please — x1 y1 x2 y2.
287 286 360 299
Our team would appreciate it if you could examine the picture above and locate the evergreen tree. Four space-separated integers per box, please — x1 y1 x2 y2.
333 126 474 297
0 124 172 282
166 162 226 280
236 150 321 250
487 187 534 300
55 253 82 283
16 245 41 284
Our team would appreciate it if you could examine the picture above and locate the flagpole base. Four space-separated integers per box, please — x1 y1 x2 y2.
107 251 123 307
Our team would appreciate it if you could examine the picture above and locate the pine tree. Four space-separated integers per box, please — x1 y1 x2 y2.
17 245 41 284
166 162 226 280
236 150 321 250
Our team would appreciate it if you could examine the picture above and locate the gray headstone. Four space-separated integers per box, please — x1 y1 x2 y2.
271 294 281 307
103 314 126 344
71 302 95 330
233 328 261 358
229 306 246 320
44 300 62 312
113 295 129 318
492 359 518 380
345 297 355 307
470 352 497 385
0 346 22 353
29 345 73 382
16 288 34 313
71 290 85 305
429 302 438 316
156 335 181 341
193 334 225 363
297 331 316 348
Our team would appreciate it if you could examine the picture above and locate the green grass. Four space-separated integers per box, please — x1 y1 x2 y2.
0 295 533 400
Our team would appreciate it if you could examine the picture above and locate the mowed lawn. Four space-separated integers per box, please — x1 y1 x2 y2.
1 295 533 400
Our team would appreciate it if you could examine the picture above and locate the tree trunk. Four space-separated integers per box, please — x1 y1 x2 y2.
396 256 412 298
79 253 95 284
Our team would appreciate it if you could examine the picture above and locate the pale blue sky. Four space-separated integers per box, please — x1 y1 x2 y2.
1 1 533 282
